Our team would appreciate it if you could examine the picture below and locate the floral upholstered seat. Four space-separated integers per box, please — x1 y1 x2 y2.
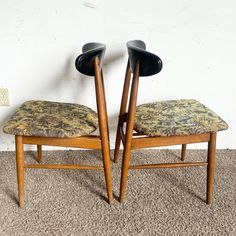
134 99 228 137
3 100 98 138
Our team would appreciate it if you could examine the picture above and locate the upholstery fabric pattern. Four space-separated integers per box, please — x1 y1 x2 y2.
134 99 228 137
3 100 98 137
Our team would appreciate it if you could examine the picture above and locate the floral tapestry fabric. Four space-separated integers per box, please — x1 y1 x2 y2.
3 100 98 138
134 99 228 137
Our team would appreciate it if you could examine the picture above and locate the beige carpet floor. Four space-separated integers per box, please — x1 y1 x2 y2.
0 149 235 235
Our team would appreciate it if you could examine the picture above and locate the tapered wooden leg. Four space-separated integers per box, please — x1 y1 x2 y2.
37 145 42 163
114 126 122 163
119 146 132 203
207 132 217 205
94 58 113 204
15 135 25 208
181 144 187 161
119 62 140 203
101 143 113 204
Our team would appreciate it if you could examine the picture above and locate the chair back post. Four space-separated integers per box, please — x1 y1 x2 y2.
124 60 140 149
100 69 110 142
114 60 132 162
94 56 109 141
119 60 132 117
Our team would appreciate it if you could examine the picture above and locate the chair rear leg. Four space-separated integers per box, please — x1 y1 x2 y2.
94 58 113 204
37 145 42 163
101 142 113 204
207 132 217 204
181 144 187 161
120 62 140 203
15 135 25 208
119 146 132 203
114 125 122 163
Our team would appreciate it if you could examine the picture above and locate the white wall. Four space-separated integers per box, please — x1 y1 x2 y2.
0 0 235 150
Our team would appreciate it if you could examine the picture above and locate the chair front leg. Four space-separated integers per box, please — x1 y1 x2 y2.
15 135 25 208
207 132 217 204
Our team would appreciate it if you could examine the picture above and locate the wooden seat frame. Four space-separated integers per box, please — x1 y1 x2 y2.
114 60 217 204
15 56 113 208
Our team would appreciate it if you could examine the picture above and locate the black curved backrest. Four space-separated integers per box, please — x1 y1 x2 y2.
75 42 106 76
127 40 163 77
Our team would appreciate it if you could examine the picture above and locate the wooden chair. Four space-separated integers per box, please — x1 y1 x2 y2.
3 42 113 207
114 40 228 204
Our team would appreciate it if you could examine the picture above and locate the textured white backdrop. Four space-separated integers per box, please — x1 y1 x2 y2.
0 0 235 150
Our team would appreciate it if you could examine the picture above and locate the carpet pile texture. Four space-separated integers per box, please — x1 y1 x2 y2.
0 149 235 235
